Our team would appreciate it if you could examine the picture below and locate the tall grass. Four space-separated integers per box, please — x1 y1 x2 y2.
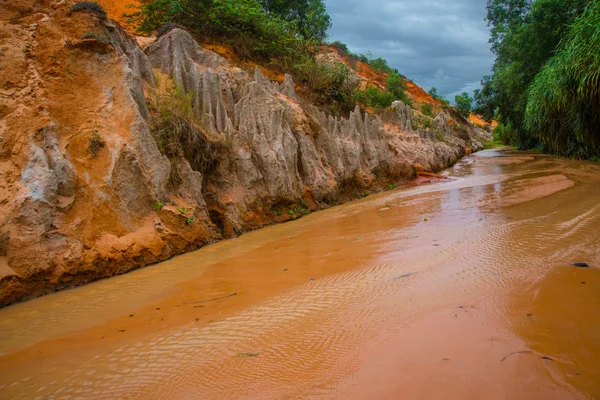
525 0 600 158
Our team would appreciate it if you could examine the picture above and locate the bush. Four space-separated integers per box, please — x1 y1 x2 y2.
131 0 306 62
81 31 108 43
369 57 393 73
292 61 358 114
87 130 106 157
493 122 518 146
70 2 107 20
455 91 473 118
386 72 410 105
148 82 224 173
354 87 395 110
421 103 434 117
330 41 349 53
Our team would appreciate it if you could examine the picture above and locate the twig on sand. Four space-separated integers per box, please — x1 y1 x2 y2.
184 293 238 305
500 350 533 362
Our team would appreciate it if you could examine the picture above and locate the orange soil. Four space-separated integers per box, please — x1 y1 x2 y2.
470 113 498 127
405 80 440 105
95 0 140 31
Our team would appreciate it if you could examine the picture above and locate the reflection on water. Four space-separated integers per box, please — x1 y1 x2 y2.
0 149 599 399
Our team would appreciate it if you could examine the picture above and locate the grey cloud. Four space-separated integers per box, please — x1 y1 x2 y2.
325 0 494 101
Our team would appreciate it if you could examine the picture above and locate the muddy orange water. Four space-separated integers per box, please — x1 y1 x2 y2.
1 149 600 399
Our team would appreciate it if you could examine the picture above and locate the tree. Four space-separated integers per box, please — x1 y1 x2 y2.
476 0 590 148
455 92 473 118
257 0 331 42
524 0 600 158
428 87 439 100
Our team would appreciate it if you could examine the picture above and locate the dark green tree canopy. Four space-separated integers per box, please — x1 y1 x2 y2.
455 92 473 118
258 0 331 42
475 0 592 152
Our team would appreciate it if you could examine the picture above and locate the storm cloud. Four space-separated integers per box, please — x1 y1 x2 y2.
325 0 494 101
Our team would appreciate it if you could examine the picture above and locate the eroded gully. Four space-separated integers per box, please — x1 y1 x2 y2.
1 149 599 399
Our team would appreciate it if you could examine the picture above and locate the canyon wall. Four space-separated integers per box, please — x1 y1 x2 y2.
0 1 489 305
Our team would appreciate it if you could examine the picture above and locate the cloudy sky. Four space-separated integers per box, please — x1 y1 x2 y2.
326 0 494 101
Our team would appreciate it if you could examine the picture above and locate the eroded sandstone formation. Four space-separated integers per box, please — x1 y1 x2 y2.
0 1 490 305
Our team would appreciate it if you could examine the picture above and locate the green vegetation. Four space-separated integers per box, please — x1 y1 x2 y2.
354 87 395 110
155 201 165 211
369 57 394 74
148 82 224 173
288 201 311 219
70 1 107 20
482 139 505 149
386 72 411 105
454 91 473 118
475 0 597 158
524 1 600 158
353 71 410 110
258 0 331 42
81 32 108 43
134 1 413 115
428 87 450 106
87 130 105 157
294 61 358 113
177 207 187 215
421 103 434 117
130 0 328 61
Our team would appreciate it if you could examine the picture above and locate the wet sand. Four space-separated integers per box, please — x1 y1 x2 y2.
0 149 599 399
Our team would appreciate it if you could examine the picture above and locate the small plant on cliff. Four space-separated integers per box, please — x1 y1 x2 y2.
69 2 107 20
421 103 434 118
177 207 187 215
186 217 195 225
87 130 105 157
148 82 224 174
155 201 165 211
81 31 109 43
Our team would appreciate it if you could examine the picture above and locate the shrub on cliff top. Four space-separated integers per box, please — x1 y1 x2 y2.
148 82 224 173
69 2 107 20
292 61 358 114
421 103 434 117
130 0 312 61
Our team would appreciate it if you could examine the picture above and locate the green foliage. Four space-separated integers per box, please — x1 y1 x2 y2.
87 130 105 157
70 2 107 20
421 103 434 117
186 217 195 225
428 87 440 100
416 116 434 130
454 91 473 118
257 0 331 42
429 86 450 106
493 121 518 145
292 61 358 114
330 40 349 52
148 83 224 173
131 0 305 61
155 201 165 211
354 87 395 110
81 31 108 43
482 139 505 149
386 72 411 105
369 57 394 73
177 207 187 215
477 0 590 150
524 1 600 159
